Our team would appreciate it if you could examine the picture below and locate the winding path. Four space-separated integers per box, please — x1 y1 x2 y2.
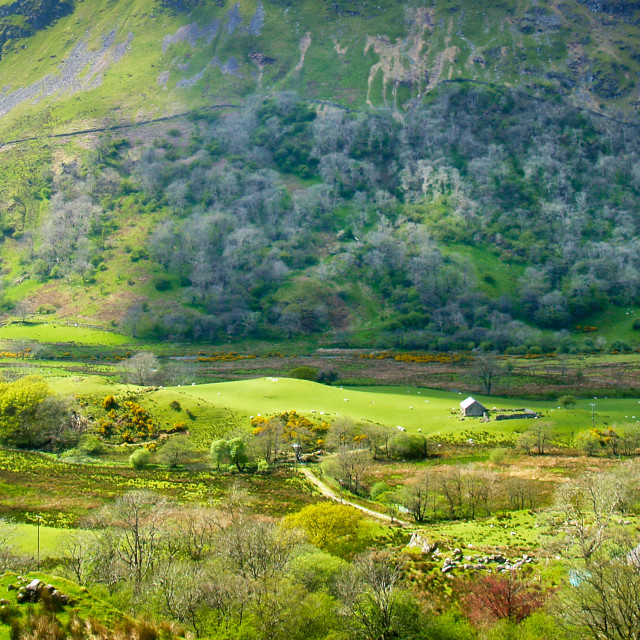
299 466 410 527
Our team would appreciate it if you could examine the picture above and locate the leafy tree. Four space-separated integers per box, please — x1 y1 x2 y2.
290 549 348 593
575 430 601 456
209 438 230 471
0 375 71 449
284 502 364 556
228 436 248 472
288 366 319 381
390 432 429 459
157 435 197 469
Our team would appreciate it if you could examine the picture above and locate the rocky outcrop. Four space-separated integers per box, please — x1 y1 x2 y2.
441 551 535 574
15 579 71 607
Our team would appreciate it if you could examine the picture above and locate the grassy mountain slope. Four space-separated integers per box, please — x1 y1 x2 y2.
0 0 638 139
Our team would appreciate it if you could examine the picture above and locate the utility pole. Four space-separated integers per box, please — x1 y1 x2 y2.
589 403 596 429
36 515 42 571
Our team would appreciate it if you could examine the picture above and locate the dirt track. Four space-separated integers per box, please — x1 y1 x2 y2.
299 466 410 527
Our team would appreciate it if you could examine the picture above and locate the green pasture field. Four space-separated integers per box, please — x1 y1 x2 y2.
1 521 74 557
0 322 131 346
34 374 640 449
173 377 640 439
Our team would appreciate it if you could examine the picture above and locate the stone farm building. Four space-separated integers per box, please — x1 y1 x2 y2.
460 397 487 417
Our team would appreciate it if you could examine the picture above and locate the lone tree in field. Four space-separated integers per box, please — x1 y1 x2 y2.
122 351 160 386
473 352 503 396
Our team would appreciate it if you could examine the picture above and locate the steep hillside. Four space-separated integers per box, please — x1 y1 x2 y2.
0 0 639 352
0 0 639 136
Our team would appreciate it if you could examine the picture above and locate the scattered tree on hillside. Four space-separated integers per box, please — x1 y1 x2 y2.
209 438 230 471
325 445 371 496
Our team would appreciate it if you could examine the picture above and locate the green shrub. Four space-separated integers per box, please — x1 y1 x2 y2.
316 369 339 385
289 366 319 381
257 460 270 473
78 435 105 457
153 277 173 291
574 430 601 456
390 432 428 459
36 303 56 315
611 340 632 352
102 395 117 410
489 447 507 465
370 482 390 500
130 248 149 262
558 395 576 409
129 447 151 469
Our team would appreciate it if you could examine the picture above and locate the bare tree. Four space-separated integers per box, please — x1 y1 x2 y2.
59 532 96 585
473 352 504 396
558 532 640 640
338 551 417 640
464 467 496 518
555 471 625 561
401 472 434 522
507 477 537 511
220 520 299 582
164 507 222 562
438 466 463 518
530 422 555 455
121 351 161 386
96 490 167 587
155 559 213 637
361 424 393 459
326 446 371 496
13 299 33 323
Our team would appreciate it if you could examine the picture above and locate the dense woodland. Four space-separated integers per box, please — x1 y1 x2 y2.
18 84 640 350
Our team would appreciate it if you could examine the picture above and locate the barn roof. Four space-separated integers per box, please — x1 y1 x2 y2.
460 396 480 409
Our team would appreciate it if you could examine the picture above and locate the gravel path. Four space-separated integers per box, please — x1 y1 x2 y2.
300 466 410 526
